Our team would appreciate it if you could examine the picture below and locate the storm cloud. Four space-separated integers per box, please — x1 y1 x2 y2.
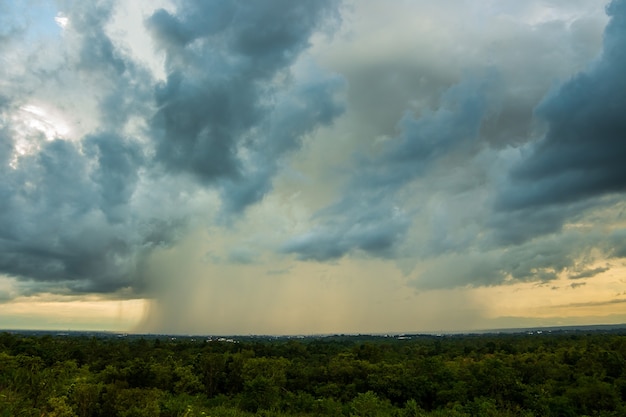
0 0 344 297
147 0 343 212
2 0 626 334
495 0 626 240
282 77 488 260
284 0 626 290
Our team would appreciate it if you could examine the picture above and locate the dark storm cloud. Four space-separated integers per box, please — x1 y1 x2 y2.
362 79 487 187
489 198 600 246
0 137 136 290
414 230 609 289
608 228 626 258
568 266 609 280
0 0 159 295
147 0 343 212
284 0 625 294
282 197 411 261
496 0 626 239
450 0 626 290
65 0 126 75
283 78 488 261
83 133 145 222
220 68 344 213
0 0 344 297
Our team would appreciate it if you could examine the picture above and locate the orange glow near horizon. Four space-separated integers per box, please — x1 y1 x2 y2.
0 294 147 332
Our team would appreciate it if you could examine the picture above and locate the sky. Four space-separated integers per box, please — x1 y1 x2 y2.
1 0 625 335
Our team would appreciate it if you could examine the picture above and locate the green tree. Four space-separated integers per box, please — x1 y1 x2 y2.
349 391 392 417
239 357 290 412
48 396 77 417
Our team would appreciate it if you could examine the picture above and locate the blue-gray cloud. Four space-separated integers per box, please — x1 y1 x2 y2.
2 0 625 302
148 0 344 212
282 198 411 261
0 0 344 296
495 0 626 242
0 137 138 291
0 1 150 294
283 78 488 261
285 0 626 292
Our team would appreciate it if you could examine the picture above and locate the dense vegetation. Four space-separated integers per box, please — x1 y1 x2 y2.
1 329 625 416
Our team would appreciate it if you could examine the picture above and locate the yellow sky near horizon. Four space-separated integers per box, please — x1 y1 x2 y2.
0 292 146 332
1 262 623 334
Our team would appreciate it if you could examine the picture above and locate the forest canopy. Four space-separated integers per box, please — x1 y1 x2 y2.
1 329 625 416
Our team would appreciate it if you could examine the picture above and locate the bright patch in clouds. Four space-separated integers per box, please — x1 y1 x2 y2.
8 104 72 168
54 13 69 29
19 104 70 140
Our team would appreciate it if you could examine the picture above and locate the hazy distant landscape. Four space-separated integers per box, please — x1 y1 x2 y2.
4 322 626 339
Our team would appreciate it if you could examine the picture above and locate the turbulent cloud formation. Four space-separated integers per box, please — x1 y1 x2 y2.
283 78 488 260
0 0 343 297
147 0 343 212
1 0 626 333
286 0 626 289
0 1 151 294
496 0 626 240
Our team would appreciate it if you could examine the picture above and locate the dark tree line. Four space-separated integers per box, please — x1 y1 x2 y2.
1 330 625 416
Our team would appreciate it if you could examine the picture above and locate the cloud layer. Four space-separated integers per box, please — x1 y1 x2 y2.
1 0 625 333
285 0 626 289
0 0 343 296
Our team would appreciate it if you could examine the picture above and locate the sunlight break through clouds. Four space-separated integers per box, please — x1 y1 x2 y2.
0 0 625 334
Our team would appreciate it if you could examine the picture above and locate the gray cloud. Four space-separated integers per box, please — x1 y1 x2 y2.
227 247 258 265
569 266 609 280
83 133 144 222
362 78 488 188
413 229 611 289
2 0 624 312
0 0 343 298
283 77 488 261
282 198 411 261
554 298 626 309
0 138 133 290
0 1 160 296
608 228 626 258
218 67 345 213
488 198 601 246
496 0 626 223
147 0 344 212
285 0 626 287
